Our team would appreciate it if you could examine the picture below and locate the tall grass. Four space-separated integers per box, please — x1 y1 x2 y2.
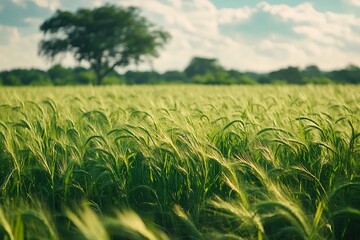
0 85 359 239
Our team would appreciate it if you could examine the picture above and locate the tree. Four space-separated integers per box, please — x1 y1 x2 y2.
73 67 96 85
39 5 171 85
0 69 51 86
184 57 223 78
303 65 321 78
48 64 74 85
163 70 187 83
228 70 257 85
4 74 21 86
124 71 163 84
269 66 303 84
330 64 360 84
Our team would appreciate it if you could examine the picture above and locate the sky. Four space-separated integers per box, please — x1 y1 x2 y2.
1 0 360 73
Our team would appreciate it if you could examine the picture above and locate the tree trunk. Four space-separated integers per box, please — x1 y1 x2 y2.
94 59 121 85
94 69 102 86
96 75 103 86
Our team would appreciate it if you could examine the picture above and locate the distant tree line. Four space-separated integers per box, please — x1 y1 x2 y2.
1 57 359 86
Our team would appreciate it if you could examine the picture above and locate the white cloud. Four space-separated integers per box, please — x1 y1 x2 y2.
0 31 47 70
0 25 20 44
218 7 256 24
258 2 326 24
33 0 60 11
344 0 360 7
12 0 59 11
1 0 360 72
106 0 226 70
118 0 360 71
256 0 360 45
24 17 43 26
11 0 26 7
117 0 219 37
0 29 79 71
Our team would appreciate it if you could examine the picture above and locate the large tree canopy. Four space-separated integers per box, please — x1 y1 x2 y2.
39 5 171 85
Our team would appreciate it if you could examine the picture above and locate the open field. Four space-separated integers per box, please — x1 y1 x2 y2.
0 85 360 239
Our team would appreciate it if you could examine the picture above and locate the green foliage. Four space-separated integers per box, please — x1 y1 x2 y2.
0 85 359 239
73 67 96 85
163 70 187 83
269 66 304 84
125 71 164 84
186 57 246 84
238 75 257 85
330 65 360 84
102 75 125 85
48 64 74 85
185 57 224 78
1 61 360 86
39 4 171 85
0 69 51 86
304 77 333 84
3 73 22 85
303 65 321 78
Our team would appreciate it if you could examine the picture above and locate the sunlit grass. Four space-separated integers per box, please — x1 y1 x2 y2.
0 85 359 239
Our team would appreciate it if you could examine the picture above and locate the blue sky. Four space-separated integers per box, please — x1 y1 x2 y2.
1 0 360 72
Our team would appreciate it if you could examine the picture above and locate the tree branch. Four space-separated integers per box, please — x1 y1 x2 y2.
99 57 126 80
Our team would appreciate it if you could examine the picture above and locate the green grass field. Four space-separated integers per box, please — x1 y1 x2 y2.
0 85 359 239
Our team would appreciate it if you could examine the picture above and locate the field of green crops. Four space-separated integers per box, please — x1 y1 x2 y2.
0 85 359 240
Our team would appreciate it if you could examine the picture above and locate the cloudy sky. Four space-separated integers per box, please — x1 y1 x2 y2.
1 0 360 72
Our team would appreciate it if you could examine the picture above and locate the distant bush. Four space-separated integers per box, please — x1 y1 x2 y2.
1 58 360 86
304 77 333 84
